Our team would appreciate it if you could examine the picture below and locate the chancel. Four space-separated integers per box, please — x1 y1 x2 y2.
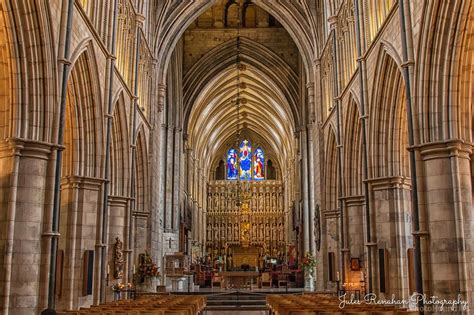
0 0 472 315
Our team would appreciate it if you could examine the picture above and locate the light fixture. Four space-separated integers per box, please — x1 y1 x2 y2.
229 1 251 209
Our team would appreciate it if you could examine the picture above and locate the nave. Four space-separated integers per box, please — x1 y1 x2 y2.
0 0 472 314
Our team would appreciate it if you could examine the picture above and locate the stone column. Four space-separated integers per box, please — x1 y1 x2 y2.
158 123 168 231
172 127 182 232
202 176 207 246
367 176 412 299
149 109 164 268
307 82 316 255
418 140 473 312
343 195 365 284
165 124 174 230
300 128 310 252
0 139 52 315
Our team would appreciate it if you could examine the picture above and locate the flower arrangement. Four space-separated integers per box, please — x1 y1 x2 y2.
135 251 160 282
111 282 127 292
301 251 317 272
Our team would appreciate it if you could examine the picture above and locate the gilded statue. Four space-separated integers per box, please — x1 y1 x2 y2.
241 221 250 242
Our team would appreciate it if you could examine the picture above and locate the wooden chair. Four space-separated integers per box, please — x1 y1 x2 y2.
261 272 272 288
211 275 222 288
278 264 290 288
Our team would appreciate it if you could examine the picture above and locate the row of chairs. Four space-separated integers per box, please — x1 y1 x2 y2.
266 293 419 315
57 294 206 315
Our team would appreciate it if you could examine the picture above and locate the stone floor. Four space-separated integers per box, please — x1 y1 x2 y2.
204 311 268 315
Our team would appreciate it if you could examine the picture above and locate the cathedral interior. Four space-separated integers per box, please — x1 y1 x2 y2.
0 0 473 314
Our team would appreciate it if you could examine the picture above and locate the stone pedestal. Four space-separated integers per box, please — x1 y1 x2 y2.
304 270 315 291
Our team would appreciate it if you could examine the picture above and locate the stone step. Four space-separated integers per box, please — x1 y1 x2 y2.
207 297 267 301
205 305 268 311
207 300 267 305
204 292 269 312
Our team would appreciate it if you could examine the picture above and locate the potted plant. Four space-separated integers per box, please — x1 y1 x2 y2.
134 251 160 292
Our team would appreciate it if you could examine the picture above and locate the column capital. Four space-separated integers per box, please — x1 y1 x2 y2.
414 139 473 160
365 175 412 190
1 137 56 160
327 15 338 29
157 84 167 112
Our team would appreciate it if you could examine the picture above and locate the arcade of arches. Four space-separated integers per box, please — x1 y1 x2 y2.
0 0 472 314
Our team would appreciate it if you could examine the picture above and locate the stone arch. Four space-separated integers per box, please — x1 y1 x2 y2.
62 45 104 178
153 0 317 85
110 92 130 197
416 0 474 143
183 36 300 129
0 0 57 142
135 126 149 213
133 125 150 255
324 127 338 212
369 46 409 179
344 95 363 196
0 3 14 140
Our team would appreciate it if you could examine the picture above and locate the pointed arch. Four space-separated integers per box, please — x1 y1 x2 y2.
0 4 14 140
153 0 316 85
370 46 409 178
344 95 363 196
416 0 474 143
135 126 149 213
62 46 104 178
110 92 130 197
183 36 300 129
324 127 338 211
0 0 57 142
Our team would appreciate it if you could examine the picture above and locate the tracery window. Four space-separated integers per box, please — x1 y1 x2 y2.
254 147 264 180
227 148 238 180
239 140 252 180
226 140 266 180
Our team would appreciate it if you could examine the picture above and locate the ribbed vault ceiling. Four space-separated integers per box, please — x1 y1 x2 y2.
187 63 297 176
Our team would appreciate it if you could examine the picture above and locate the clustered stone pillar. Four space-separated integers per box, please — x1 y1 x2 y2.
306 82 316 255
418 141 474 309
0 139 53 314
300 127 310 253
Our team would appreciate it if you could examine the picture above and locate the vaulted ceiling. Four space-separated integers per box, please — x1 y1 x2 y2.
180 0 313 177
184 37 300 175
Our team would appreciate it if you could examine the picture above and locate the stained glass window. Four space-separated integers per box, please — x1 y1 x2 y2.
227 148 238 180
253 147 265 180
239 140 252 180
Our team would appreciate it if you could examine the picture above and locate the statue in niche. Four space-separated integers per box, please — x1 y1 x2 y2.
228 223 233 241
259 222 264 240
114 237 124 279
234 223 239 241
265 223 270 239
214 223 219 240
272 222 277 240
221 222 226 239
279 222 284 241
252 223 257 239
207 223 212 240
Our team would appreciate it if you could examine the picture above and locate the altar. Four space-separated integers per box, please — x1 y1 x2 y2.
219 271 260 290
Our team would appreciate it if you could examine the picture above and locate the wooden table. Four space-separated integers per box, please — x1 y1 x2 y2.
219 271 260 290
